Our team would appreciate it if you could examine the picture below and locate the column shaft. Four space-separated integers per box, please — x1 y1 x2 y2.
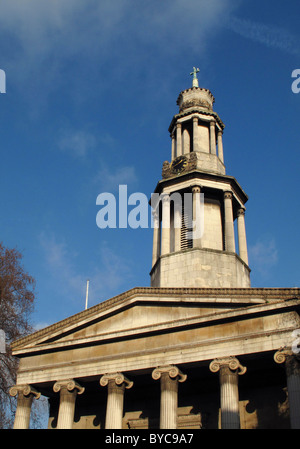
152 365 187 430
100 373 133 430
237 208 248 264
224 192 236 252
210 121 216 155
192 186 202 248
10 384 41 429
193 117 199 152
286 355 300 429
210 357 246 429
160 373 178 429
274 350 300 429
217 130 224 163
171 133 176 160
53 379 84 429
105 381 125 429
176 123 182 156
219 366 240 429
57 388 77 429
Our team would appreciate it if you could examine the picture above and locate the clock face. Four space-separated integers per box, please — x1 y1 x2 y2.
171 156 187 174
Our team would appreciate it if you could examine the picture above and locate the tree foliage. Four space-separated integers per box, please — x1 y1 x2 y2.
0 242 35 428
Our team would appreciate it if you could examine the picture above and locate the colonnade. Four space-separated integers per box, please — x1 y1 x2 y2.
152 187 249 267
171 117 224 163
10 352 300 429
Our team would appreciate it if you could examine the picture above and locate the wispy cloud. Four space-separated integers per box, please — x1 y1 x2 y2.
38 231 134 308
226 16 300 56
248 238 278 278
94 165 138 193
0 0 237 99
58 129 96 159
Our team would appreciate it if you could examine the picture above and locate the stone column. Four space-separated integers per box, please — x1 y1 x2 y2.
192 186 202 248
224 191 236 253
161 194 170 256
152 365 187 429
210 357 246 429
53 379 85 429
152 209 160 266
100 373 133 429
171 133 176 160
217 130 224 163
193 116 199 152
9 384 41 429
237 208 248 264
274 349 300 429
176 122 182 156
210 120 216 155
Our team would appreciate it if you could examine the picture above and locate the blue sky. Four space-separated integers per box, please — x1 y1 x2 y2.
0 0 299 330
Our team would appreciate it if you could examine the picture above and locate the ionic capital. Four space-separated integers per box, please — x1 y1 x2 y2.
161 193 170 204
237 208 246 217
100 373 133 390
224 191 233 200
192 185 201 194
53 379 85 395
274 347 300 364
209 357 246 375
10 384 41 400
152 365 187 383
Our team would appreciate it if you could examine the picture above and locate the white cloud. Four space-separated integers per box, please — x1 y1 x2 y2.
38 231 134 307
248 238 278 278
58 129 96 158
0 0 238 97
226 16 300 55
95 165 138 192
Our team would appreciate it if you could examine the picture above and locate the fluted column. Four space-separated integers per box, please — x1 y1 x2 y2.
210 357 246 429
152 365 187 429
217 130 224 163
9 384 41 429
161 194 171 256
237 208 248 264
193 116 200 152
53 379 84 429
100 373 133 429
192 186 202 248
274 349 300 429
176 122 182 156
210 120 216 155
152 209 160 266
224 191 236 253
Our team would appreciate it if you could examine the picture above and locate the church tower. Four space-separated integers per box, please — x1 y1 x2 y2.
150 68 250 288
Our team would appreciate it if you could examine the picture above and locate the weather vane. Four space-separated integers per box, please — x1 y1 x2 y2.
190 67 200 87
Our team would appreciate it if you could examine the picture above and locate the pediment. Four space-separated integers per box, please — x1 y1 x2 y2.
11 287 300 356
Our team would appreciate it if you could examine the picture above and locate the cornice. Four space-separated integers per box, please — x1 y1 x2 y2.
168 108 225 134
11 287 300 352
152 169 249 204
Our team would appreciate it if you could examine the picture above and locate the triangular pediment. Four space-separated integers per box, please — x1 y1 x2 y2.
11 287 300 356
